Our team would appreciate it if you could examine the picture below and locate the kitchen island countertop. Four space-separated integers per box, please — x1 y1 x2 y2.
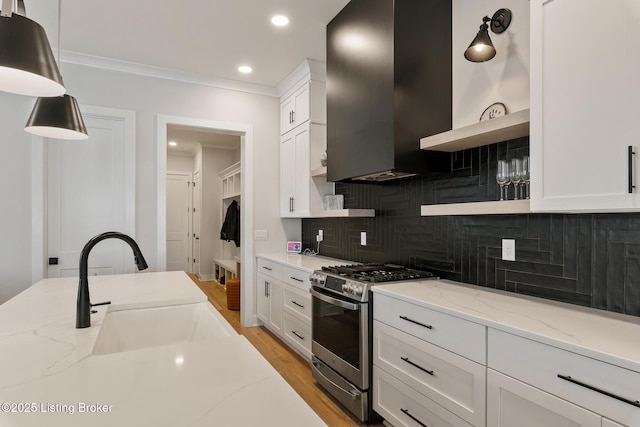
0 271 326 426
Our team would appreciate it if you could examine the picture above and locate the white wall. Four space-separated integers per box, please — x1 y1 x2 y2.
167 154 196 172
0 93 36 303
0 61 297 313
453 0 530 128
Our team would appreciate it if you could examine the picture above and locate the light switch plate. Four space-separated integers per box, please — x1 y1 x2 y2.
255 229 268 240
361 231 367 246
502 239 515 261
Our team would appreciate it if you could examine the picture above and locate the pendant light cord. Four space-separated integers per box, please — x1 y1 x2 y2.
57 0 61 64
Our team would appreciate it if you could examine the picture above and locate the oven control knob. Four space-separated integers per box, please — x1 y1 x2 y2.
354 286 363 297
343 283 354 294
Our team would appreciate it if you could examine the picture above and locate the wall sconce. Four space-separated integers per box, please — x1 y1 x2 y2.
464 8 512 63
0 0 65 96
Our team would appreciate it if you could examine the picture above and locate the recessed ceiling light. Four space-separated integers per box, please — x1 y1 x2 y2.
238 65 253 74
168 141 177 146
271 15 289 27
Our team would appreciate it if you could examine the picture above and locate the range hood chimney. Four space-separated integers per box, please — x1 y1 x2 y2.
326 0 452 183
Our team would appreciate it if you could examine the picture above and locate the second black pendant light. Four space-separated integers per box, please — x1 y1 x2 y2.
24 0 88 140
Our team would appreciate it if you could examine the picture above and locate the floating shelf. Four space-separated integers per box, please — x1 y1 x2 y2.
420 200 530 216
311 166 327 177
310 209 375 218
222 193 240 200
420 109 530 152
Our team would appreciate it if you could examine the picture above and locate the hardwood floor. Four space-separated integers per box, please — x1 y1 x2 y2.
189 274 382 427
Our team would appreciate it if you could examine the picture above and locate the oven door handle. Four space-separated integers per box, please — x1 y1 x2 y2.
310 288 359 311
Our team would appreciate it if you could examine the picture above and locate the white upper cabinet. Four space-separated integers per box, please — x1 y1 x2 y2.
280 123 332 217
279 75 326 136
530 0 640 212
280 82 313 135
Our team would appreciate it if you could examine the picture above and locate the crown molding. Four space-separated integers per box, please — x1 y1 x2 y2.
60 50 279 97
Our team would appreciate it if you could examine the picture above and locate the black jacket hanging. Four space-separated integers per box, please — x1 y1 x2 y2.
220 200 240 247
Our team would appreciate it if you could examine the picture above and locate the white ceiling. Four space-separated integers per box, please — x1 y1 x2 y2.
28 0 350 91
167 125 241 156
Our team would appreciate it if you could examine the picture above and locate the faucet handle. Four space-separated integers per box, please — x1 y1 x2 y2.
90 301 111 307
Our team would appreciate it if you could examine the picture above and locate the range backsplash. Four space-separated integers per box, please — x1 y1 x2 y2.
302 137 640 317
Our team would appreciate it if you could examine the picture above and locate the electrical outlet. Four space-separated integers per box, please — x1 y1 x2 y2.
318 230 323 241
254 229 268 240
361 231 367 246
502 239 515 261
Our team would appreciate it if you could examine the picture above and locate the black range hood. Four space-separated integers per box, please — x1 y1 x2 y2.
326 0 452 183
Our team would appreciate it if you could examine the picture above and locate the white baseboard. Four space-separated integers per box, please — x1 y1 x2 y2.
198 273 215 282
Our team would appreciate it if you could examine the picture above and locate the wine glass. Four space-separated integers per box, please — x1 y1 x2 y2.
496 160 510 201
510 158 523 200
522 156 531 199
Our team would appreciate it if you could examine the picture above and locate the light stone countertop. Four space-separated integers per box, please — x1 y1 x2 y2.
0 271 326 426
373 279 640 374
256 252 354 273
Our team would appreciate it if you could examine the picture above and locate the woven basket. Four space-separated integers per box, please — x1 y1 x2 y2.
226 278 240 311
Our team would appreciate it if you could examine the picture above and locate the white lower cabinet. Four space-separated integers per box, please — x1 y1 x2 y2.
487 369 601 427
256 273 283 335
256 256 314 361
373 367 473 427
282 311 312 359
488 329 640 427
373 293 486 427
373 321 485 426
372 288 640 427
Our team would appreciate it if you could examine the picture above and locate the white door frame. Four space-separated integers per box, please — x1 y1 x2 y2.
156 115 255 326
31 105 136 283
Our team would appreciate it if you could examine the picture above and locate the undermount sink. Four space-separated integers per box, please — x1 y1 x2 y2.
92 302 236 355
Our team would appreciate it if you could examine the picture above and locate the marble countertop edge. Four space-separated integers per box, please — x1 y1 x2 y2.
373 279 640 374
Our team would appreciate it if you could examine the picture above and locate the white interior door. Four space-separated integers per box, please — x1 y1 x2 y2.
192 169 201 277
166 172 191 272
47 109 135 278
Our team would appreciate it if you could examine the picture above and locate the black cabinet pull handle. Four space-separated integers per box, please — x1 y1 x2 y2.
629 146 636 193
557 374 640 408
401 357 434 376
262 266 272 271
399 315 433 330
291 300 305 308
291 110 295 123
400 408 428 427
290 276 304 282
292 331 305 340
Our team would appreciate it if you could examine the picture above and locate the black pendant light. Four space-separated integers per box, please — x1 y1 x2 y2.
0 0 65 96
464 8 512 63
24 0 88 140
25 94 87 139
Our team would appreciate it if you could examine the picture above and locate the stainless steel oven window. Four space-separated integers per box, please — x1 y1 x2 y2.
310 288 368 390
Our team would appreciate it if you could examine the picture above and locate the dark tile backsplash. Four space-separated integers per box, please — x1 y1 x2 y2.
302 137 640 317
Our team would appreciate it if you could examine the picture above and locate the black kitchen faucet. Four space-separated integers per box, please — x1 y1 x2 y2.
76 232 148 328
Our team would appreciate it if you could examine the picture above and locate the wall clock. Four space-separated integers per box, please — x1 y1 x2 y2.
480 102 507 121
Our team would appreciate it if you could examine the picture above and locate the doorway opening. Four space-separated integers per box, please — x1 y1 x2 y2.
157 115 254 327
165 125 240 280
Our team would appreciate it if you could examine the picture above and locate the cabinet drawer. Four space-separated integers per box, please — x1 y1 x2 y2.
282 266 310 290
373 367 473 427
489 329 640 426
283 311 311 360
487 369 601 427
374 294 486 364
283 286 311 323
257 258 282 280
374 321 485 426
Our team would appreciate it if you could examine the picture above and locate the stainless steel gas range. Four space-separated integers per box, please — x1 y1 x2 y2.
309 263 437 422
